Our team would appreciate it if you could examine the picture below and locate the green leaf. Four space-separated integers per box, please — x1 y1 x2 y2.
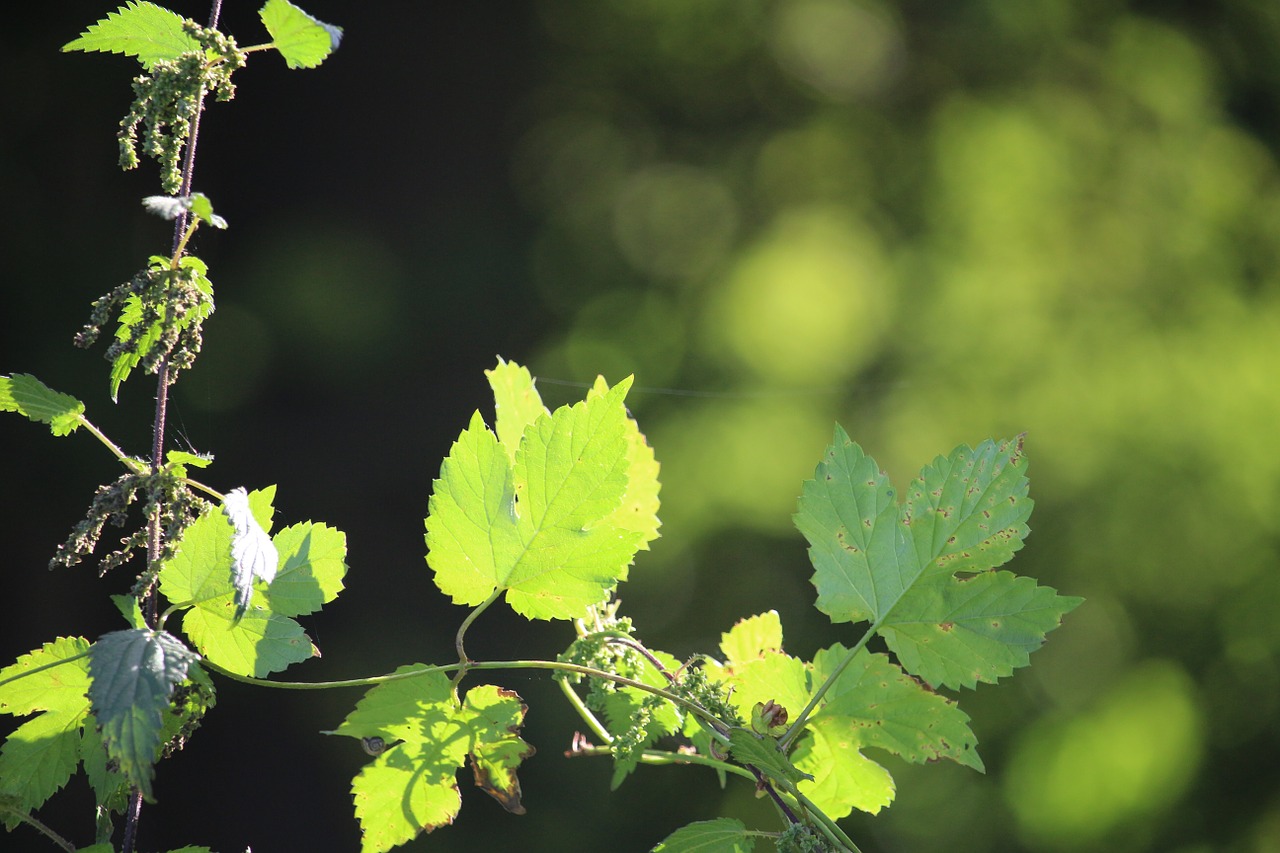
164 449 213 480
426 378 645 620
259 0 343 69
719 610 783 665
460 685 535 815
0 374 84 436
812 645 983 771
902 435 1033 578
142 194 228 229
727 728 811 787
110 256 214 401
0 639 93 816
598 648 683 789
87 629 198 798
791 716 896 817
158 488 343 677
62 2 200 70
111 594 148 629
880 571 1084 689
485 357 548 462
794 426 916 625
651 818 755 852
330 669 533 852
589 375 662 551
81 719 129 815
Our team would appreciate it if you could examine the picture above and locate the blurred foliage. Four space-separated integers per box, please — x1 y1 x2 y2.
512 1 1280 850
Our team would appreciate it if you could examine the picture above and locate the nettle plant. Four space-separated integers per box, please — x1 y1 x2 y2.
0 4 1082 853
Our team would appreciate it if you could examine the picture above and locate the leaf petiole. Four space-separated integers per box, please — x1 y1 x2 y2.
778 618 881 751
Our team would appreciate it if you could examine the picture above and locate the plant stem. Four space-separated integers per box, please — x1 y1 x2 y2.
557 676 613 743
76 415 146 474
125 4 223 849
778 618 880 752
0 802 76 852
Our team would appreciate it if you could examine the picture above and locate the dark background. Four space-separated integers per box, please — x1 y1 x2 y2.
4 2 1280 851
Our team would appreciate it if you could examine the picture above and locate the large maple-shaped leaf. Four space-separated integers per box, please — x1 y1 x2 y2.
426 376 645 620
329 668 533 853
158 486 346 677
796 429 1080 689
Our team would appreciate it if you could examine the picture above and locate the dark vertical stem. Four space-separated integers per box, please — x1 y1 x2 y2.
124 4 225 851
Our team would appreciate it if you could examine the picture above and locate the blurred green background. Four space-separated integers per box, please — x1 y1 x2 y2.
3 2 1279 851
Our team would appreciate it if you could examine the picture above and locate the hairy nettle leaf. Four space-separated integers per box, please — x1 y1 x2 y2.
0 638 92 820
62 1 201 70
652 818 755 853
426 362 659 620
158 486 347 677
259 0 343 69
0 374 85 436
328 668 534 853
87 629 198 799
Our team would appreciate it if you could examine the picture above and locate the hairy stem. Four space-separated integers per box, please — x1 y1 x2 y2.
0 802 76 853
125 4 224 850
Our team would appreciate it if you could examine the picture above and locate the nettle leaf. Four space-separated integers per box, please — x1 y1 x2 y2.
142 194 228 229
62 1 200 70
0 374 85 436
159 486 346 677
0 638 92 816
87 629 197 798
426 376 645 620
329 668 533 853
164 449 213 480
598 648 683 789
223 487 280 617
652 817 755 852
259 0 343 69
110 255 214 401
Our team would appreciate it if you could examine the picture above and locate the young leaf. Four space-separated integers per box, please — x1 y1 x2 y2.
0 638 92 816
87 629 198 798
426 378 646 620
142 193 228 229
159 487 345 677
329 668 533 852
62 2 200 70
0 374 85 436
259 0 343 69
485 357 548 461
223 486 280 617
651 818 755 852
719 610 783 665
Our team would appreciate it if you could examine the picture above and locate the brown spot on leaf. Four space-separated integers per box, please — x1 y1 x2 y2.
939 621 954 632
